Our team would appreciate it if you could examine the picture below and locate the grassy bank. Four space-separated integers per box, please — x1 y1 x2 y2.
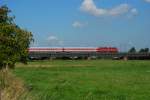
13 60 150 100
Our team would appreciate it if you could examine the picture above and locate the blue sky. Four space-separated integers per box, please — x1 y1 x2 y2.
1 0 150 51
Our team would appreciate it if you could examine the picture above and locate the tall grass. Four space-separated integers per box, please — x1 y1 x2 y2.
0 69 32 100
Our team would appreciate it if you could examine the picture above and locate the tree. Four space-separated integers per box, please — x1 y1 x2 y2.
139 48 149 53
145 48 149 53
139 48 144 53
128 47 136 53
0 5 33 70
0 6 33 99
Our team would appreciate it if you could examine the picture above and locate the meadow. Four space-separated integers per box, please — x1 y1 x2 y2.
13 60 150 100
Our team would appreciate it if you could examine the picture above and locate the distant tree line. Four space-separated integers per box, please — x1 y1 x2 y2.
128 47 149 53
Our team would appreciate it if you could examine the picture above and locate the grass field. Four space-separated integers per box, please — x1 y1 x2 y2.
13 60 150 100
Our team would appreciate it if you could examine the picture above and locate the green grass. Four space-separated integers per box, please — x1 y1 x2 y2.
13 60 150 100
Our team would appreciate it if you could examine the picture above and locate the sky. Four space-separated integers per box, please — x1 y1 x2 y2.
0 0 150 51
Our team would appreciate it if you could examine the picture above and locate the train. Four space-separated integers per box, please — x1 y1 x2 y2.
29 47 118 53
28 47 118 60
28 47 150 60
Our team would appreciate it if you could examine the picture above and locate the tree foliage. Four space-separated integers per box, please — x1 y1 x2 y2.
0 5 33 69
128 47 136 53
139 48 149 53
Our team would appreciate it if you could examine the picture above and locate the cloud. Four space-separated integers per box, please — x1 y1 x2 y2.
80 0 107 16
145 0 150 3
130 8 138 16
80 0 137 17
47 36 63 46
109 4 131 16
127 8 138 18
72 21 88 28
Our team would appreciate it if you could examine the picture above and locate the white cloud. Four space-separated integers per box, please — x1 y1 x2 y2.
127 8 138 19
80 0 137 17
72 21 87 28
47 36 63 46
109 4 130 16
47 36 58 41
130 8 138 16
145 0 150 3
80 0 107 16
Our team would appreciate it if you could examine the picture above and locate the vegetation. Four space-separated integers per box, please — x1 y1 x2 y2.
128 47 150 53
0 5 33 69
0 71 32 100
13 60 150 100
0 5 33 100
128 47 136 53
139 48 149 53
0 4 150 100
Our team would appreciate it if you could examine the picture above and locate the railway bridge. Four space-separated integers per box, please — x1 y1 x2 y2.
29 52 150 60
